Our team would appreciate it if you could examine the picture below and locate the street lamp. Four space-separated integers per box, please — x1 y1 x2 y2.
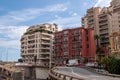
80 52 82 64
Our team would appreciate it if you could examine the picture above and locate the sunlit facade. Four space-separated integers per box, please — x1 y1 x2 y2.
21 23 58 67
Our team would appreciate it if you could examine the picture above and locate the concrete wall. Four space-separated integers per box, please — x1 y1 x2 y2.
36 67 49 79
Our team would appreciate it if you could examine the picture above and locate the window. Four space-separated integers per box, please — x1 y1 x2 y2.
64 44 68 51
86 29 88 34
64 37 68 42
74 31 77 35
86 36 89 41
53 28 54 31
78 36 81 41
87 44 89 48
64 31 68 36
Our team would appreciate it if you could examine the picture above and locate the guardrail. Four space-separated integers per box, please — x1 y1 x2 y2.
49 68 84 80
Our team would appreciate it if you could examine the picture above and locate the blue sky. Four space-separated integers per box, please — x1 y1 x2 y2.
0 0 111 61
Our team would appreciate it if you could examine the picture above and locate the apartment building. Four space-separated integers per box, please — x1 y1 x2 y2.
98 7 113 46
110 31 120 59
54 27 96 66
111 0 120 8
82 7 102 35
110 0 120 33
21 23 58 67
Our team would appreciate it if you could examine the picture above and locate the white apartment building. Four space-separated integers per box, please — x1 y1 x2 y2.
21 23 58 67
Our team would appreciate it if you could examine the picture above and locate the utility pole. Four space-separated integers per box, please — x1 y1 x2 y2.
6 48 8 62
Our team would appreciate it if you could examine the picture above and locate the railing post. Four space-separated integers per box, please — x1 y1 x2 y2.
70 77 73 80
55 73 57 76
58 74 61 78
63 75 66 80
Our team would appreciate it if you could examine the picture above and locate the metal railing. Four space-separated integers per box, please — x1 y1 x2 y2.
49 68 84 80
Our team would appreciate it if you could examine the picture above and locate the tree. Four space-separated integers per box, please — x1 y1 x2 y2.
18 58 23 63
94 35 100 48
94 35 104 69
101 57 109 70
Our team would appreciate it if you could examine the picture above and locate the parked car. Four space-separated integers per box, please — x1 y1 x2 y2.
85 62 96 67
66 59 78 66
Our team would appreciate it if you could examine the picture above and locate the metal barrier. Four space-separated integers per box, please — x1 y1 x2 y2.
49 68 84 80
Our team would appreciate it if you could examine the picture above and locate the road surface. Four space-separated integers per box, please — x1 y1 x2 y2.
54 67 120 80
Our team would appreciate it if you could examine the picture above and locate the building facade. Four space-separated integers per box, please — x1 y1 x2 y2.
82 7 102 35
21 23 58 67
98 7 113 46
82 0 120 47
110 32 120 59
111 0 120 32
54 27 96 65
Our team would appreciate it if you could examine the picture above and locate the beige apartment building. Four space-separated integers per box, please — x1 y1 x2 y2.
82 7 102 35
110 0 120 32
110 32 120 59
21 23 58 67
82 0 120 47
98 7 113 46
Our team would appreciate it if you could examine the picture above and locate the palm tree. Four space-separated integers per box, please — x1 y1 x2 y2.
94 35 100 48
94 35 102 69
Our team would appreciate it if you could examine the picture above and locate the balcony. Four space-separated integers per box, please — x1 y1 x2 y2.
41 42 51 45
39 52 50 55
100 31 108 35
41 32 51 36
39 57 50 60
40 47 51 50
41 37 50 40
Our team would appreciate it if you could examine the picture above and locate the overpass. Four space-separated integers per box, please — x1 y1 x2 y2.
0 65 23 80
0 65 15 80
49 67 120 80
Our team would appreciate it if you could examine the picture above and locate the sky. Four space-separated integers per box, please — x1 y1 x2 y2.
0 0 111 61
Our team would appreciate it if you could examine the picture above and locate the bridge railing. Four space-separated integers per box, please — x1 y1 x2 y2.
49 68 84 80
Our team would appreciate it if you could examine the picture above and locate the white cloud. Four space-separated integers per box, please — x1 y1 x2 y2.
0 38 19 49
0 3 68 25
94 0 112 7
55 15 61 19
0 26 28 49
83 2 88 6
72 13 78 16
0 25 28 39
49 15 81 30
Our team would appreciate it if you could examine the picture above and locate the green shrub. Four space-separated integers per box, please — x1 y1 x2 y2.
107 57 120 74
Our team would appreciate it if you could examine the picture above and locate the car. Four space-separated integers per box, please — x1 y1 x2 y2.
85 62 96 67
